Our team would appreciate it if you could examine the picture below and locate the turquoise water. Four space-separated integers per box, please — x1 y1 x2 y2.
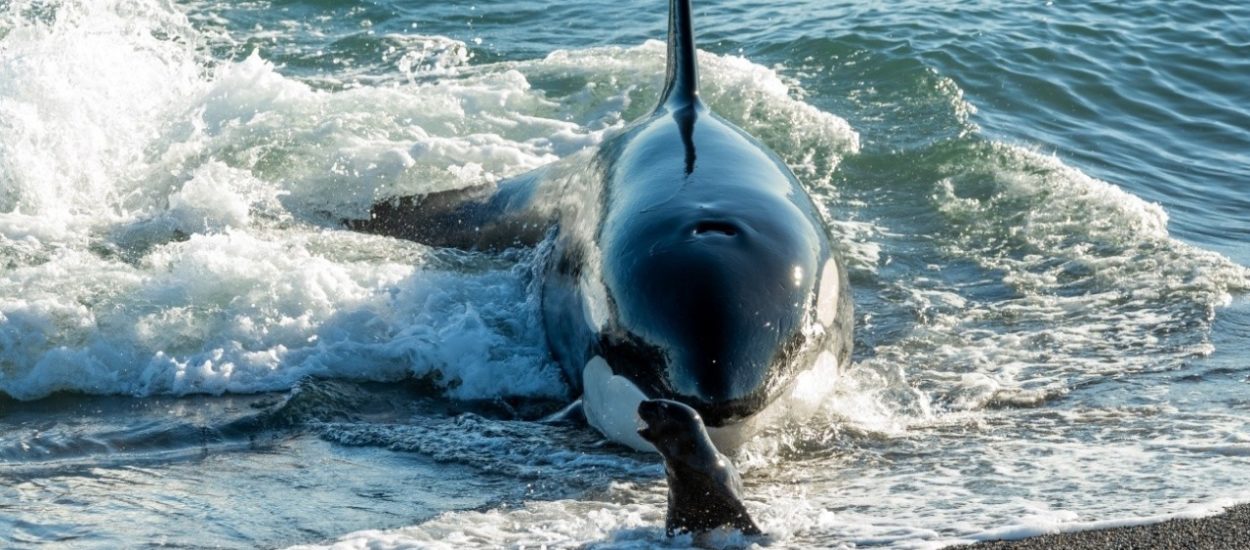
1 0 1247 548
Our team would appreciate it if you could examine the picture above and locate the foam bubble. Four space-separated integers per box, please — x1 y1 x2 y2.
167 162 261 233
289 498 670 550
0 0 201 223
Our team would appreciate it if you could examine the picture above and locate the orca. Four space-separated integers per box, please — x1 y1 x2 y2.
349 0 853 453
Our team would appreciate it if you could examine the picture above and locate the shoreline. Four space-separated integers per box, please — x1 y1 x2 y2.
948 503 1250 549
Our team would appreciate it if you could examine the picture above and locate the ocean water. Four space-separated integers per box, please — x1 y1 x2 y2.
1 0 1247 548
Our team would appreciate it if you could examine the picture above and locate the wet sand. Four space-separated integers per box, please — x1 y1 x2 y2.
951 503 1250 549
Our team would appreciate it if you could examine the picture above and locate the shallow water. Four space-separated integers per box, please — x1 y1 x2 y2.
1 0 1247 548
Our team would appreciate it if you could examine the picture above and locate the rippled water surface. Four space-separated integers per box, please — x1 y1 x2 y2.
2 0 1247 548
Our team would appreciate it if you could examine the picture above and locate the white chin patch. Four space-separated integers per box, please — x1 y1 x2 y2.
581 356 655 452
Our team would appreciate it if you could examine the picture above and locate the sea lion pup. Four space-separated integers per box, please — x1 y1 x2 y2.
637 398 762 537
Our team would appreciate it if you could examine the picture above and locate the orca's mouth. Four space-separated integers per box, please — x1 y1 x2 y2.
594 333 781 428
668 391 768 428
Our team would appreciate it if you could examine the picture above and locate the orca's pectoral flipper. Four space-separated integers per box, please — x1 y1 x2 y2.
539 398 586 426
345 168 551 251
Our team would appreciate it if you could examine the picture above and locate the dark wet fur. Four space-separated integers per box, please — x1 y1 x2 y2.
637 399 761 536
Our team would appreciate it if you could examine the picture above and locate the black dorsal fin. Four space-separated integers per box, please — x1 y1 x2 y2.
658 0 700 110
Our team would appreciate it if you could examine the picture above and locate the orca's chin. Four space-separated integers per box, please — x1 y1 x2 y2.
666 392 769 428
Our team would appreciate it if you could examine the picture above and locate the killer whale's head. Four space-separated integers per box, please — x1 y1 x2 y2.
592 0 848 428
599 155 838 425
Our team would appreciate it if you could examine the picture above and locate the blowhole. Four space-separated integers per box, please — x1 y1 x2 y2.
693 221 739 236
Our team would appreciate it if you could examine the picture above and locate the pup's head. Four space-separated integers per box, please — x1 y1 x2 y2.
637 398 710 457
